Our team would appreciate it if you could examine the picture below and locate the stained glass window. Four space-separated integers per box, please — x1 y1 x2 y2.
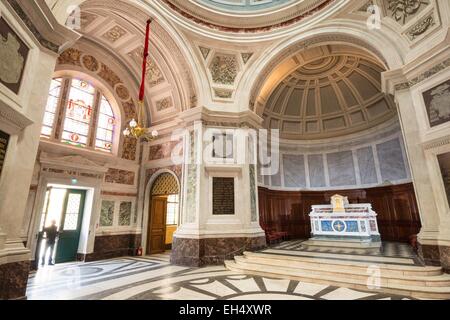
166 194 179 225
41 78 62 137
41 77 117 153
95 96 115 152
62 79 95 148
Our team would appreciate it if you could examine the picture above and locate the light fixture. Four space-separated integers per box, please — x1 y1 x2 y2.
123 19 159 142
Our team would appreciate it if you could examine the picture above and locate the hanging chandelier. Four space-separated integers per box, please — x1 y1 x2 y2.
123 19 158 142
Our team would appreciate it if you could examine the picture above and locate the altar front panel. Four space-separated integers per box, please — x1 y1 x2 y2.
310 204 380 241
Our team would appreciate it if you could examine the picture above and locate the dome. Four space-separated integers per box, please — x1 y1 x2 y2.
196 0 295 12
262 45 396 140
164 0 335 31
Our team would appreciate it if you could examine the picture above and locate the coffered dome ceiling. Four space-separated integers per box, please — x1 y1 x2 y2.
262 45 397 140
163 0 336 31
196 0 295 11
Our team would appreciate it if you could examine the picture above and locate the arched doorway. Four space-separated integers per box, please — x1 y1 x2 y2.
147 172 180 255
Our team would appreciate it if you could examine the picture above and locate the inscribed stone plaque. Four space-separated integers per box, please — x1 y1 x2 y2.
212 177 235 215
423 79 450 128
0 130 10 179
0 17 29 94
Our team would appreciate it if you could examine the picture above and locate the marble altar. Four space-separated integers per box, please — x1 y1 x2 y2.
309 195 381 242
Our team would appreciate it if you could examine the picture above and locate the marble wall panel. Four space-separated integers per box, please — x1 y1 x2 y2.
308 154 326 188
104 168 135 185
283 154 306 188
327 151 356 187
271 169 282 187
377 138 408 182
82 234 141 262
99 200 114 227
357 147 378 184
119 201 132 226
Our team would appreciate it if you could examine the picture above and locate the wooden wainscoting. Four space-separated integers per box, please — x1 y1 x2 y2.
258 183 421 242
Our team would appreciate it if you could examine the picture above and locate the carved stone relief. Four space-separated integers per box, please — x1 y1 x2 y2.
102 25 127 43
209 54 239 85
0 17 29 94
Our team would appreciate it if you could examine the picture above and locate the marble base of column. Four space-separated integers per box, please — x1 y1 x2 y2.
418 242 450 273
0 260 30 300
170 236 267 267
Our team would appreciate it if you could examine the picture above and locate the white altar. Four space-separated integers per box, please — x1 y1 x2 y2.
309 195 381 242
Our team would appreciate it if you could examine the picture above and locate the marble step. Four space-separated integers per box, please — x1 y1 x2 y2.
244 251 440 276
300 239 382 249
263 248 417 266
232 255 450 287
225 259 450 299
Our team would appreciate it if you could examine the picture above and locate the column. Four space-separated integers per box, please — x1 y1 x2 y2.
388 64 450 271
0 0 78 299
170 111 266 267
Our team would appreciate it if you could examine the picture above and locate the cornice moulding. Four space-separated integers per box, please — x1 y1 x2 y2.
6 0 80 54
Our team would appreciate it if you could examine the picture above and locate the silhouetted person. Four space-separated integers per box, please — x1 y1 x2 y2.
42 220 59 266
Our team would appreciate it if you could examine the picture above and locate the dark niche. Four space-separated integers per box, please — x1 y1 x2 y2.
212 177 235 215
0 130 10 179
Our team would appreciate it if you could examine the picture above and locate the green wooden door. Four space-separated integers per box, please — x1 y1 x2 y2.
55 189 86 264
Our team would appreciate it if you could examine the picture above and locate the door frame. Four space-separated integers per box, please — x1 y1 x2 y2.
142 169 181 255
28 175 102 263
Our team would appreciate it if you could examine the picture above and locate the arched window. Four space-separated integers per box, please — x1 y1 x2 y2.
41 77 118 153
41 78 63 137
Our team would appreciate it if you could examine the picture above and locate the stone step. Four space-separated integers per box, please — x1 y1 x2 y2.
225 259 450 299
262 248 417 265
300 239 382 249
301 240 381 252
233 255 450 287
244 251 439 275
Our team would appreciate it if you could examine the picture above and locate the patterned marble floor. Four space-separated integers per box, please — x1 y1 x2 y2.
27 252 412 300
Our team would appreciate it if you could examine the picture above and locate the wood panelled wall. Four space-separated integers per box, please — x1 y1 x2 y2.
258 183 421 242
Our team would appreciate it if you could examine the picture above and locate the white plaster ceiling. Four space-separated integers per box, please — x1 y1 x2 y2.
65 0 198 126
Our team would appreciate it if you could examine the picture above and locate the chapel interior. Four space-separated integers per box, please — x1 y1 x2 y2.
1 0 450 301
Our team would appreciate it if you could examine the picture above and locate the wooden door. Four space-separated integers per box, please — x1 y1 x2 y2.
147 196 167 254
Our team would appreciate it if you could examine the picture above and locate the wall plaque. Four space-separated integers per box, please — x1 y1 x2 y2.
212 177 235 215
0 130 10 179
423 79 450 128
0 17 29 94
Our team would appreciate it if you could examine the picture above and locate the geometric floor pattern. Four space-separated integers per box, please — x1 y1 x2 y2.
27 252 413 300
